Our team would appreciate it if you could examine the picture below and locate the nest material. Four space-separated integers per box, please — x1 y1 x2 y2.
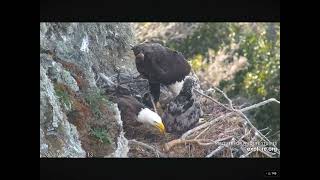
98 72 279 158
127 99 279 158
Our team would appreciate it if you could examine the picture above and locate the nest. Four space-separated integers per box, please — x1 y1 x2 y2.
98 72 280 158
126 86 280 158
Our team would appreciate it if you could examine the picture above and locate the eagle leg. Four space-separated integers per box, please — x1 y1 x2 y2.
155 101 164 116
147 92 164 116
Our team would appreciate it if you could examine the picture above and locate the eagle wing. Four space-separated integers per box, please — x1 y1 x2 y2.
133 43 191 85
146 46 191 84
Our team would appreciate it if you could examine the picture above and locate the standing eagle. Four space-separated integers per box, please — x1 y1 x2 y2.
117 95 165 138
131 42 191 113
162 76 203 135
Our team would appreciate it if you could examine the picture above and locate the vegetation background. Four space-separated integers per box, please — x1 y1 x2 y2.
133 23 280 148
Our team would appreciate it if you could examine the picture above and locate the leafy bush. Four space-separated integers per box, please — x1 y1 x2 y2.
89 127 111 144
166 23 280 145
85 89 111 119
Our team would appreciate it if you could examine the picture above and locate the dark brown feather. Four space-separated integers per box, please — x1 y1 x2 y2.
132 42 191 85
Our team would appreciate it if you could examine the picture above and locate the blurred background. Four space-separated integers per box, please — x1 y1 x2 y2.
133 23 280 147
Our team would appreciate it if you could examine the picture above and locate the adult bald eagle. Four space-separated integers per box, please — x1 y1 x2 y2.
131 42 191 113
117 95 165 138
162 76 203 135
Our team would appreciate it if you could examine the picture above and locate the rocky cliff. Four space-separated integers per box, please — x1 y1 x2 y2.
40 23 136 157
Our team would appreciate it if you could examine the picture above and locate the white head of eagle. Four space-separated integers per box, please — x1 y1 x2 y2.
131 42 191 103
137 108 164 133
117 95 165 134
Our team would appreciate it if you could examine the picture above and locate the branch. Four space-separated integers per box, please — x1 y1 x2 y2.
128 139 166 158
235 110 280 155
240 98 280 112
211 86 234 110
181 98 280 140
119 79 148 85
181 112 234 140
206 146 225 158
98 73 116 86
165 136 233 152
194 126 210 140
194 89 233 111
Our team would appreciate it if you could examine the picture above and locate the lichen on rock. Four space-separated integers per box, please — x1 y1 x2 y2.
40 23 136 158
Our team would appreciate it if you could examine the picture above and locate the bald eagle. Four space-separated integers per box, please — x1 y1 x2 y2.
162 76 203 135
131 42 191 113
117 95 165 138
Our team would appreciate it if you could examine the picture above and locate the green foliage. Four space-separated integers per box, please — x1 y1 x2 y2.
89 127 111 144
231 23 280 101
85 89 111 119
54 84 72 109
190 54 205 71
166 23 232 59
165 23 280 145
225 23 280 145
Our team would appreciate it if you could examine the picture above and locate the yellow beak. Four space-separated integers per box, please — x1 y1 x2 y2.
155 122 166 134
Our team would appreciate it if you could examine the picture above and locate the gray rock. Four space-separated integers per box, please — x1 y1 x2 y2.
40 65 86 157
40 23 135 157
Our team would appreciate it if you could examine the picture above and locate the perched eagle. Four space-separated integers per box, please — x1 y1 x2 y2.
162 76 203 135
131 42 191 113
117 95 165 138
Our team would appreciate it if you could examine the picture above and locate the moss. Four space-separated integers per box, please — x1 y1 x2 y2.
54 83 72 109
84 89 111 119
89 127 111 144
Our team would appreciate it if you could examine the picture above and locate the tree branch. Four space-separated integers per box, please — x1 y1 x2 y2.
181 98 280 140
128 139 166 158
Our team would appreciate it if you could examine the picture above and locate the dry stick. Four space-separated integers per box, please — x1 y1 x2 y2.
99 73 116 86
207 86 280 155
240 151 254 158
266 130 280 139
229 147 234 158
258 127 270 133
206 146 225 158
181 98 280 140
194 126 210 140
211 86 234 110
236 109 280 155
165 136 233 151
239 129 252 141
194 89 233 111
128 139 166 158
181 113 234 140
119 79 148 85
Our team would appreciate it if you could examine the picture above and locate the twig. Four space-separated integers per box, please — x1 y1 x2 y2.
181 98 280 140
267 130 280 139
206 146 225 158
229 147 234 158
240 98 280 112
194 126 210 140
128 139 166 158
257 149 274 158
194 89 233 111
239 129 252 141
98 73 116 86
258 127 270 133
211 86 234 110
240 151 254 158
165 137 233 151
235 110 280 155
181 113 234 140
119 79 148 85
264 129 273 137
